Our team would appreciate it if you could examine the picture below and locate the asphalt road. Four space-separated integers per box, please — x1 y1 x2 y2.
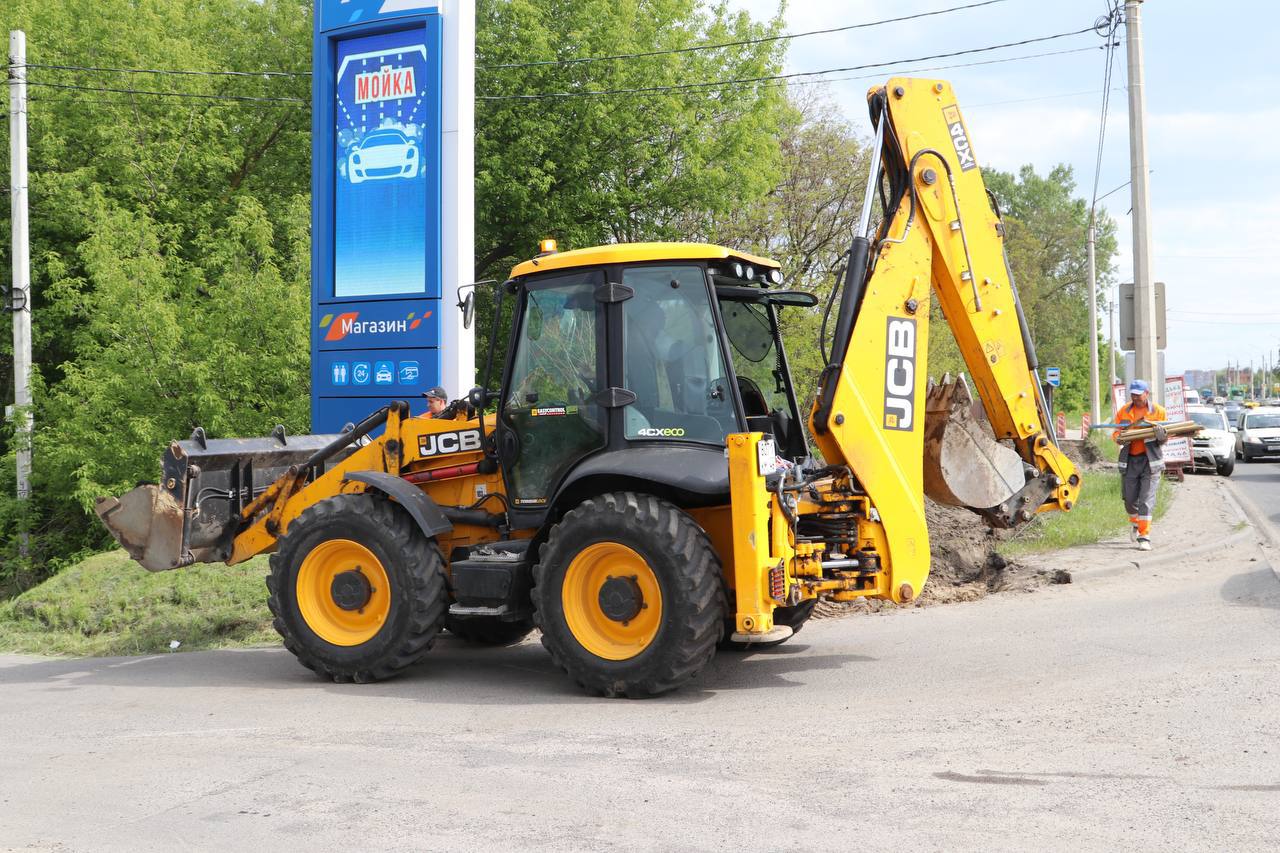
1229 455 1280 541
4 524 1278 852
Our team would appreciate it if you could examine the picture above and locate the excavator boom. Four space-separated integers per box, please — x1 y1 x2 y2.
802 78 1079 600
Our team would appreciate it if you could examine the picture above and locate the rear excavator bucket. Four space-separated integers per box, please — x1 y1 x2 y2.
96 427 345 571
922 374 1030 514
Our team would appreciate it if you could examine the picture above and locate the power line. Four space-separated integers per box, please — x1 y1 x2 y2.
965 85 1125 109
24 80 307 104
786 44 1102 91
479 26 1096 101
1088 2 1122 214
1168 318 1280 326
20 62 308 78
479 0 1012 71
28 94 302 111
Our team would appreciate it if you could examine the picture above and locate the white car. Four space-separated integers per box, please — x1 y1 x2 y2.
347 129 419 184
1235 407 1280 462
1187 405 1234 476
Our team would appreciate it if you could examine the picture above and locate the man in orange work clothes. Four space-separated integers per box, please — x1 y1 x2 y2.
1112 379 1169 551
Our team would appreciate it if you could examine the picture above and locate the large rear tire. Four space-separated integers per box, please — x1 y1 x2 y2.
267 494 448 683
719 598 818 651
533 492 726 698
445 614 536 646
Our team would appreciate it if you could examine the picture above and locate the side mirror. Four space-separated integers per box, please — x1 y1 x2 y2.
459 291 475 329
467 385 490 410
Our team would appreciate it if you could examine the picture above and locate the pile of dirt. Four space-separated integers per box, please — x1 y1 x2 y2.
813 498 1057 619
1059 437 1105 470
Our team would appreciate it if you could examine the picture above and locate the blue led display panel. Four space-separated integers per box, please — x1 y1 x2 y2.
312 4 443 433
334 31 436 297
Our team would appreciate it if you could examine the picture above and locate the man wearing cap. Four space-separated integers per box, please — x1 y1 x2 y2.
424 386 450 418
1112 379 1168 551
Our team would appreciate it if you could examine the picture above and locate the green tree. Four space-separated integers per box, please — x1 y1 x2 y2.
705 88 872 407
474 0 788 279
929 164 1118 415
0 0 313 582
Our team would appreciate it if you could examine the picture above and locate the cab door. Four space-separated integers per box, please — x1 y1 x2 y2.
498 269 608 509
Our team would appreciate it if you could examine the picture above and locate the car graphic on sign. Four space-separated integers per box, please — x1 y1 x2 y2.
374 361 395 385
347 128 419 184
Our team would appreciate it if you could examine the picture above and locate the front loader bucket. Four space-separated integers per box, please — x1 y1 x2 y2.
96 427 347 571
922 374 1029 512
96 484 186 572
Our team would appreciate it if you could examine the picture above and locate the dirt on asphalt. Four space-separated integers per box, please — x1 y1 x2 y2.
814 500 1050 618
816 438 1108 619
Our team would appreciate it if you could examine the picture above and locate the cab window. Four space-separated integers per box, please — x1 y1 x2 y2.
622 265 738 443
501 270 606 505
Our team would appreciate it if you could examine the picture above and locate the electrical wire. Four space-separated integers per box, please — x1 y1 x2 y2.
20 61 309 78
479 0 1012 70
24 80 307 104
27 94 302 111
1087 2 1122 217
479 26 1097 101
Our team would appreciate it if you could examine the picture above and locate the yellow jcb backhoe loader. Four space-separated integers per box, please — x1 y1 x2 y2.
97 78 1079 697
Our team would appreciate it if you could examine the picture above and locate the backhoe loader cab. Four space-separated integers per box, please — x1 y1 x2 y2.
98 78 1081 698
493 243 813 525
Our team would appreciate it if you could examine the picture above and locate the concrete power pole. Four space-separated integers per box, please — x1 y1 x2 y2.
1125 1 1159 400
1108 291 1117 387
8 30 33 551
1086 215 1101 424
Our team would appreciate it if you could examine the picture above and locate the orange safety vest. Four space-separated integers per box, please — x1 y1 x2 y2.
1113 400 1167 457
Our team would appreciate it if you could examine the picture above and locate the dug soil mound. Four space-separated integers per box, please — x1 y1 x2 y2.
814 499 1055 619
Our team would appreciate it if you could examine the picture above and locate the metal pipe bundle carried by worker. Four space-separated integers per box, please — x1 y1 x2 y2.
1088 419 1202 438
1111 420 1201 442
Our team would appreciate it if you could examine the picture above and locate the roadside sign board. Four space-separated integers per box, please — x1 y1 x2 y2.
1111 383 1127 417
1045 367 1061 387
311 1 473 433
1163 376 1191 464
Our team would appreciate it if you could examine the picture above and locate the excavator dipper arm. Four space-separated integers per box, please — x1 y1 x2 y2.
800 78 1080 602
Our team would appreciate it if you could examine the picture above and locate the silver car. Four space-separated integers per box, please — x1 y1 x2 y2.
1235 407 1280 462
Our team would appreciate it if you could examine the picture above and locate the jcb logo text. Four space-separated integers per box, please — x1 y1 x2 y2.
419 429 482 457
883 318 917 431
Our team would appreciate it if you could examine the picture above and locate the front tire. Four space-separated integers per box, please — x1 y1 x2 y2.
267 494 448 683
533 493 726 698
1217 458 1235 477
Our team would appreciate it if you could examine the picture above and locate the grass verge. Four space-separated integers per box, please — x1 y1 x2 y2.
998 470 1172 558
0 551 276 657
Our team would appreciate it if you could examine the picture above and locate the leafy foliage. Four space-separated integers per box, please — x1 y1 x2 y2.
928 164 1119 415
0 0 313 583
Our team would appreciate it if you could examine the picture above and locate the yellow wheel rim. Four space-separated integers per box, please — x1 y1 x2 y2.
296 539 391 646
562 542 663 661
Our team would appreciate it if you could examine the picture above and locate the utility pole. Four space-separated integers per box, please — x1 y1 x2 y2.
1108 290 1117 388
8 30 33 553
1125 1 1159 400
1086 213 1101 423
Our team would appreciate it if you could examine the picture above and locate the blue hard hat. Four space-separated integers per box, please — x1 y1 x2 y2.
1128 379 1150 395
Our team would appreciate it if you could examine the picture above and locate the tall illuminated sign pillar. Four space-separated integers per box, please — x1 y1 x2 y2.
311 0 474 431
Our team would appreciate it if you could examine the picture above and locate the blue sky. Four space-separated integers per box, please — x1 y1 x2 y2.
727 0 1280 377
